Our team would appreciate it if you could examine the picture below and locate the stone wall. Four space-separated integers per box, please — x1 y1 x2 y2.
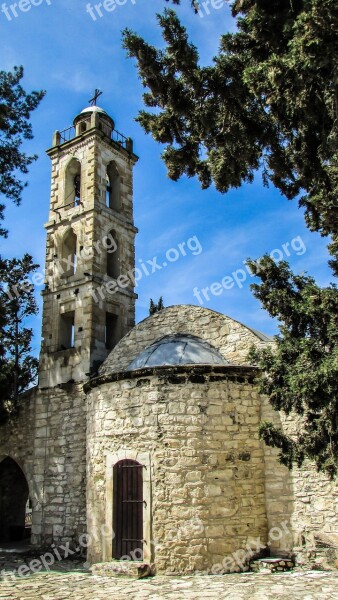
100 305 273 375
1 300 336 572
86 365 269 574
262 397 338 569
290 460 338 569
0 383 87 548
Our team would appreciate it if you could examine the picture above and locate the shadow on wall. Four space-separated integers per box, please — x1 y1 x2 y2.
261 396 295 555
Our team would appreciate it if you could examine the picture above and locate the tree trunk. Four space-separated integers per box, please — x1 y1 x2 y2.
14 311 19 399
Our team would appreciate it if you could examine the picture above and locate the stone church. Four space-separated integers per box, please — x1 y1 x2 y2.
0 104 336 574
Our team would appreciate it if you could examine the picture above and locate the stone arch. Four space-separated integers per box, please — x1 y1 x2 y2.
79 121 87 134
64 157 81 207
103 450 152 562
105 161 121 211
0 456 31 542
60 228 77 277
106 228 120 279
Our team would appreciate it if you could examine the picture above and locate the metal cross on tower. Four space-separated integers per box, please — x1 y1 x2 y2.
89 89 103 106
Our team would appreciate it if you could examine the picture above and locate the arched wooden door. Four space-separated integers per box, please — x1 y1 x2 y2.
113 459 144 560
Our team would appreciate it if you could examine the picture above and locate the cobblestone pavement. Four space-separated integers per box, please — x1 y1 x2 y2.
1 568 338 599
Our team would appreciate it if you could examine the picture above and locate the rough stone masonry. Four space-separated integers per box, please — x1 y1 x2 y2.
0 105 336 575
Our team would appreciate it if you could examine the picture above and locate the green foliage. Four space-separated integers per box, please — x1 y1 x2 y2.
165 0 199 10
149 296 165 315
0 66 45 237
0 67 43 422
123 2 338 247
0 255 39 423
124 0 338 477
247 256 338 478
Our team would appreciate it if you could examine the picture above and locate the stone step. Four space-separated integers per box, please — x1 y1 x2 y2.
90 561 156 579
251 557 295 574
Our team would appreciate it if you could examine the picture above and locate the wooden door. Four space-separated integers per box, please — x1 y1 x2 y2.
113 459 143 560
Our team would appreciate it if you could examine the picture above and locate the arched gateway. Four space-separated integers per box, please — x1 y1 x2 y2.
0 457 30 543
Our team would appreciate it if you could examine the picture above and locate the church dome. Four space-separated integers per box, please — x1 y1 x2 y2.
127 333 229 371
73 105 115 129
80 105 108 116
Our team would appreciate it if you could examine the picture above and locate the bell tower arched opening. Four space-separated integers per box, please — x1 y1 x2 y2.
106 229 120 279
61 229 77 277
65 158 81 207
106 161 120 211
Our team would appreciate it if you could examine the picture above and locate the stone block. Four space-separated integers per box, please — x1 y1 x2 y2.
91 562 156 578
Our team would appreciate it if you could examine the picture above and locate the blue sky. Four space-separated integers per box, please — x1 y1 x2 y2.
0 0 333 357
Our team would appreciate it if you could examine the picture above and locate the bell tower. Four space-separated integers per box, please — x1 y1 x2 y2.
39 103 138 388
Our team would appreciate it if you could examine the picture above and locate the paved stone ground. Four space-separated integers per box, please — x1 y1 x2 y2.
1 570 338 600
0 554 338 599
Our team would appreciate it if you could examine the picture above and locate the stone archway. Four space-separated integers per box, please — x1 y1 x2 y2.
0 457 30 542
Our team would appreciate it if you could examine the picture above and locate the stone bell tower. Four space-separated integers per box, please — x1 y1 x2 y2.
39 103 138 388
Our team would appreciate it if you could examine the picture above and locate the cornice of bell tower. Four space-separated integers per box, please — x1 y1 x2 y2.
47 104 138 163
